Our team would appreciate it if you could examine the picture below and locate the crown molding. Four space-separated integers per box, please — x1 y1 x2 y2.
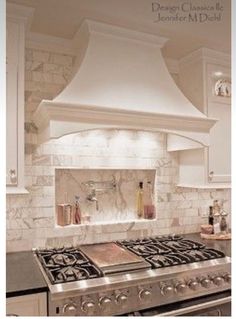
83 19 168 48
26 32 76 55
179 47 231 67
6 3 34 30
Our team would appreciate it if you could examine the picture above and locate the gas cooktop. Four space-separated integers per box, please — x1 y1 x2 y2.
35 235 226 285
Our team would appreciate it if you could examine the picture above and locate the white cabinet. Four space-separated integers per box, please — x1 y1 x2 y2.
6 4 33 194
177 48 231 187
206 63 231 183
6 293 47 316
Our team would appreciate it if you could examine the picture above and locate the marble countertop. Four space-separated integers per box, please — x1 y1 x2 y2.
6 232 231 297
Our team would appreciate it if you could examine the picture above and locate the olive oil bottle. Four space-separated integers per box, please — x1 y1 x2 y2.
136 182 144 218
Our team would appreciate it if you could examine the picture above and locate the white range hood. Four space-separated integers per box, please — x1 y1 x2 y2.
33 20 217 145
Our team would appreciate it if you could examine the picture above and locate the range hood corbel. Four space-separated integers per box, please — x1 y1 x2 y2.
33 19 217 145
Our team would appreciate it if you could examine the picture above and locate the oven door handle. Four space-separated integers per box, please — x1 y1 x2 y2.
157 296 231 317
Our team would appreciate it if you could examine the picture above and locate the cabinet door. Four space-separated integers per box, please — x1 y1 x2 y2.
6 293 47 316
6 21 19 186
207 64 231 183
208 101 231 182
6 18 27 193
6 62 18 186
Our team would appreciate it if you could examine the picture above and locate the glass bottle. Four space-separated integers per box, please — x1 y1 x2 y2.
220 210 228 233
208 206 214 226
73 195 81 224
144 181 156 220
136 182 144 219
213 200 221 234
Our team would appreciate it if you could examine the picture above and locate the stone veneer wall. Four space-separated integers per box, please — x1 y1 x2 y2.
6 48 231 252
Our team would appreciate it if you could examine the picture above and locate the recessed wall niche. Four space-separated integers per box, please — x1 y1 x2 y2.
55 169 156 224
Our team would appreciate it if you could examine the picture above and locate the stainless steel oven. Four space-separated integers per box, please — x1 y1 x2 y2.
122 291 231 316
33 236 231 317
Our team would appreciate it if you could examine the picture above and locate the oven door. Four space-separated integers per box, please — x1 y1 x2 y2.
125 291 231 317
158 297 231 316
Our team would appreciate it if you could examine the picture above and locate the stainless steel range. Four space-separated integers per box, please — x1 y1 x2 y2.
34 235 231 316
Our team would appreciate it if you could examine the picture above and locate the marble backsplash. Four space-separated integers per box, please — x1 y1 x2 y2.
55 169 156 223
6 48 231 252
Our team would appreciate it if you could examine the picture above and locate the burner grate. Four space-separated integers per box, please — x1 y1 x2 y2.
36 247 102 284
116 236 225 269
126 242 172 257
118 238 153 246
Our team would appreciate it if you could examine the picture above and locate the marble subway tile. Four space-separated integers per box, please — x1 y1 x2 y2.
7 195 32 208
32 71 53 83
25 80 63 96
32 217 54 228
184 208 199 216
192 199 212 208
169 193 186 201
25 61 43 72
32 154 52 166
171 217 180 227
179 216 200 226
31 166 44 176
199 192 213 200
52 155 72 166
7 230 23 241
46 236 74 248
33 176 54 186
43 63 64 74
32 50 50 63
24 176 33 187
176 200 192 209
7 240 32 252
31 195 54 207
184 192 199 200
50 54 73 66
52 74 67 84
43 166 55 175
32 238 46 249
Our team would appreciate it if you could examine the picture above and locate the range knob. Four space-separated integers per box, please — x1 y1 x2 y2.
201 277 211 288
175 282 188 294
99 296 112 311
188 280 200 291
161 284 174 297
139 289 152 301
116 293 128 305
63 302 77 315
213 276 224 287
223 273 231 284
81 300 95 315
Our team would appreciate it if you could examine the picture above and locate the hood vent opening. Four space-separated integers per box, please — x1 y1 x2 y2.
33 19 217 145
